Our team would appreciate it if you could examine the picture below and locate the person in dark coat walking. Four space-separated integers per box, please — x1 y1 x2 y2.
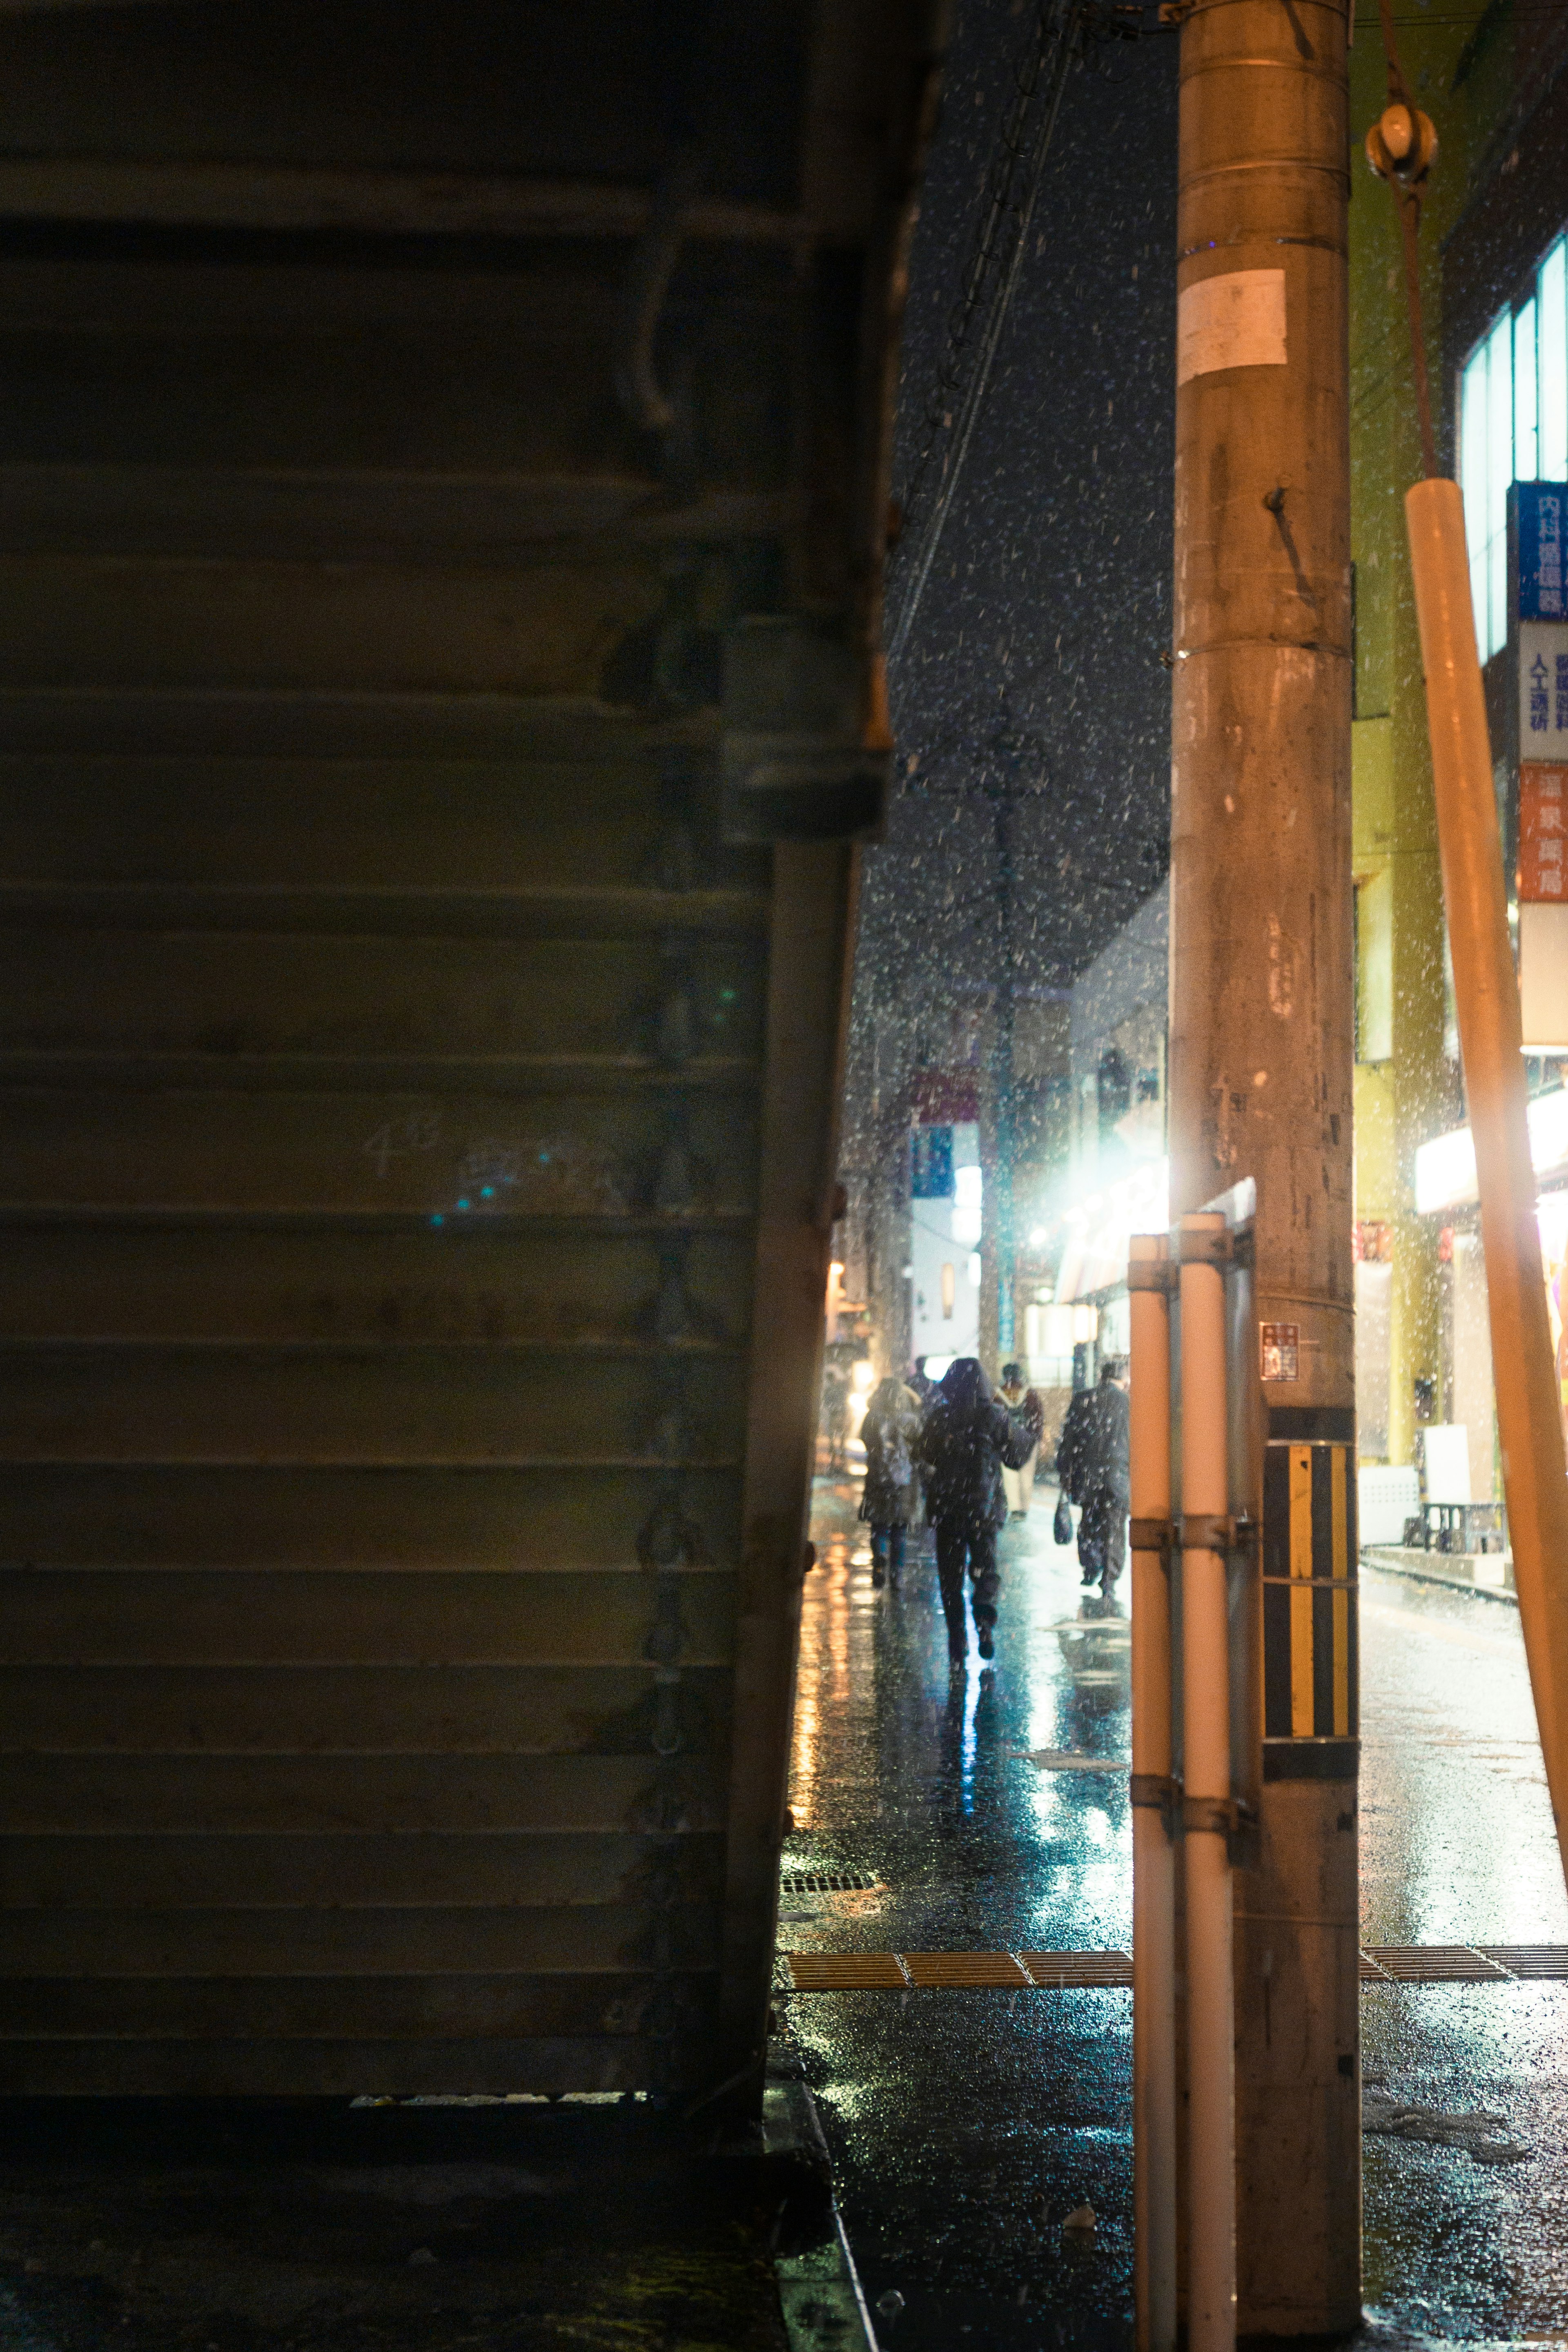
915 1357 1034 1664
858 1374 922 1588
1055 1356 1131 1595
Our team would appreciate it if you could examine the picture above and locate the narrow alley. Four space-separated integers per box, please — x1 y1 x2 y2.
776 1468 1568 2351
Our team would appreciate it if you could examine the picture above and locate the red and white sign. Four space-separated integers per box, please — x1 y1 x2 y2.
1519 763 1568 901
1259 1322 1299 1383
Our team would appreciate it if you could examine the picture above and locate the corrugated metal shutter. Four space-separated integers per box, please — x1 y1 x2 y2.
0 244 776 2096
0 0 936 2102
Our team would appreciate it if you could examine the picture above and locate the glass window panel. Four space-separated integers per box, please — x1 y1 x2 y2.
1461 339 1489 606
1517 298 1539 484
1487 309 1513 530
1541 238 1568 483
1487 309 1515 657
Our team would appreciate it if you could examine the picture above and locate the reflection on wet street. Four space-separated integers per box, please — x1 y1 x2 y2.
780 1480 1568 2350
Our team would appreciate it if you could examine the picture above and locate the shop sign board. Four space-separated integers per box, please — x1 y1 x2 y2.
1520 622 1568 755
1517 614 1568 1046
1517 481 1568 620
1520 763 1568 899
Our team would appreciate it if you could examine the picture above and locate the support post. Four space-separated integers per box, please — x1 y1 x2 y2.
1130 1234 1176 2352
1180 1214 1234 2352
1170 0 1359 2325
1406 479 1568 1878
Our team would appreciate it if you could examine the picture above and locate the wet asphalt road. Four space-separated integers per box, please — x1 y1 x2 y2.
780 1470 1568 2351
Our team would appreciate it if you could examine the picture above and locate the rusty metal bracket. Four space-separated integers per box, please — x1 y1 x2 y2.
1180 1511 1257 1555
1126 1259 1177 1296
1177 1222 1232 1266
1130 1772 1180 1831
1183 1793 1257 1839
1130 1515 1174 1560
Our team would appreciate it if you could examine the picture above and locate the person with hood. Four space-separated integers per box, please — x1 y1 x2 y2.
998 1361 1045 1517
1054 1356 1131 1595
858 1373 922 1588
915 1357 1035 1664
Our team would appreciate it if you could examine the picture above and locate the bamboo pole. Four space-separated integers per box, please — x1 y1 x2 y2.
1406 477 1568 1871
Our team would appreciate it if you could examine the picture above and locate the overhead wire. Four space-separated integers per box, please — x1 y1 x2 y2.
887 0 1085 672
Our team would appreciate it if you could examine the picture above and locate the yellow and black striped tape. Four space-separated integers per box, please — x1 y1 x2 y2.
1263 1442 1357 1740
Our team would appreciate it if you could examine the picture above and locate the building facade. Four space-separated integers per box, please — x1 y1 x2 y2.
1347 0 1568 1506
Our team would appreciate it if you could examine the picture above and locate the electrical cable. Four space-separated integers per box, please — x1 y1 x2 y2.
888 0 1084 673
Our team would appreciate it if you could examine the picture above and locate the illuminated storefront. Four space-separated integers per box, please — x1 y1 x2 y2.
1414 1087 1568 1501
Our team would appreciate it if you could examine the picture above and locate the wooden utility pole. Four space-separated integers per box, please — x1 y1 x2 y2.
1169 0 1359 2330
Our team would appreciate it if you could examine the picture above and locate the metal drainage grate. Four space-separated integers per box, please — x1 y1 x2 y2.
789 1952 909 1989
1477 1945 1568 1978
1363 1944 1568 1982
786 1946 1568 1990
786 1949 1132 1991
902 1952 1032 1988
1363 1945 1510 1982
1021 1949 1133 1987
780 1871 880 1895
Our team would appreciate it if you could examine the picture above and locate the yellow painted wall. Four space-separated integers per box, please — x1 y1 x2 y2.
1348 6 1491 1458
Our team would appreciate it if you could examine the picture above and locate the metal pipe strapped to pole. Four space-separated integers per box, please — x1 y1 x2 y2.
1407 480 1568 1873
1129 1234 1176 2352
1180 1212 1234 2352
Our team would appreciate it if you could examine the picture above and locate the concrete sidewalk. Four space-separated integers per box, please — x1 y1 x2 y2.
1363 1540 1517 1603
0 2086 842 2352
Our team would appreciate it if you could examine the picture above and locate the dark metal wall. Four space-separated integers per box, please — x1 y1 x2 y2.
0 0 943 2102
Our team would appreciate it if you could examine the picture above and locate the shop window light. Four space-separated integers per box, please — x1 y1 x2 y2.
1487 307 1513 656
1459 231 1568 660
1516 297 1539 488
1542 240 1568 481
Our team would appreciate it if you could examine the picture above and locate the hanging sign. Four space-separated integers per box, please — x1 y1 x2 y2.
1521 622 1568 756
1518 481 1568 621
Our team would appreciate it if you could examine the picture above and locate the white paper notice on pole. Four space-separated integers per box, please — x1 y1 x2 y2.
1176 270 1287 385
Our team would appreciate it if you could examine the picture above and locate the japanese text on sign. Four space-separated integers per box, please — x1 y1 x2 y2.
1520 764 1568 900
1260 1323 1300 1382
1521 482 1566 620
1520 623 1568 755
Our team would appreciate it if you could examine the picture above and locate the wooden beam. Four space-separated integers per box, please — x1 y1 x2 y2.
0 157 808 243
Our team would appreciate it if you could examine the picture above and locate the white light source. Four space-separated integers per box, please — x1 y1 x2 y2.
967 1252 982 1286
851 1359 875 1393
1029 1225 1047 1247
1541 238 1568 482
1415 1084 1568 1212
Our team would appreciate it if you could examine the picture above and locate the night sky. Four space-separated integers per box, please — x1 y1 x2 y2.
859 0 1180 1018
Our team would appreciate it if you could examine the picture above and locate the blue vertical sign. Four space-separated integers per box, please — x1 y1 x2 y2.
1518 480 1568 619
910 1125 954 1199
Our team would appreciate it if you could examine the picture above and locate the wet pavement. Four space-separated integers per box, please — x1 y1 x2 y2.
0 2098 801 2352
780 1471 1568 2351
